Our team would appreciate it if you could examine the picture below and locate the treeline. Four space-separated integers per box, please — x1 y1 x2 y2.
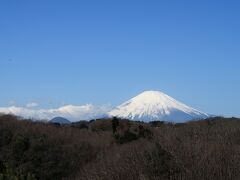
1 114 240 180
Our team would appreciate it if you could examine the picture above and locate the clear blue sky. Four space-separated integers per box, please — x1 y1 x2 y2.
0 0 239 117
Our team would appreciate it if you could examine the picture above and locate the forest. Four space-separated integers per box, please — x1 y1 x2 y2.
0 114 240 180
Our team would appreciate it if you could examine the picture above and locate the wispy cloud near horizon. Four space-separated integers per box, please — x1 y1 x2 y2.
26 102 39 108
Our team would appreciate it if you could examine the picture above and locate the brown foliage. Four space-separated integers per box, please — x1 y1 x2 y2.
0 115 240 180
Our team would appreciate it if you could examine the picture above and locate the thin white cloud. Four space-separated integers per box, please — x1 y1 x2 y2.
8 100 16 106
0 104 112 122
26 102 39 108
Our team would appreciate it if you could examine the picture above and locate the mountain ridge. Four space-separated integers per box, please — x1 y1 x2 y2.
50 117 71 124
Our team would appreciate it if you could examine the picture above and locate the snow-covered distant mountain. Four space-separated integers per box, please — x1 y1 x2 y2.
0 104 111 122
108 91 208 122
0 91 209 122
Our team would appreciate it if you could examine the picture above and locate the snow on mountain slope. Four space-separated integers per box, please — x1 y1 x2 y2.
108 91 208 122
0 104 111 122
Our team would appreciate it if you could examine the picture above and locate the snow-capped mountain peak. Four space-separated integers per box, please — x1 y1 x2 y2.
108 90 208 122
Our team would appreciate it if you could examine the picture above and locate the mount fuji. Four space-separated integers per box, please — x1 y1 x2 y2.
108 91 209 122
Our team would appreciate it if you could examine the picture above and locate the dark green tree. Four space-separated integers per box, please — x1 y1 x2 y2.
112 117 119 134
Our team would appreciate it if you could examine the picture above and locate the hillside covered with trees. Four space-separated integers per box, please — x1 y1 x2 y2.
0 115 240 180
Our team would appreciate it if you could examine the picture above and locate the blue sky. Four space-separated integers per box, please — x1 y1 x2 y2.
0 0 240 117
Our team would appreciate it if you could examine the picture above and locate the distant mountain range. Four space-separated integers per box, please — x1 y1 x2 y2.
0 90 209 123
108 91 209 122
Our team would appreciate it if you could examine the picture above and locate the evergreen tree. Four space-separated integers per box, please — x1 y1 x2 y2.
112 117 119 134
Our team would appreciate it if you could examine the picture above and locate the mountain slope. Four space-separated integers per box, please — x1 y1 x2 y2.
50 117 71 124
108 91 208 122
